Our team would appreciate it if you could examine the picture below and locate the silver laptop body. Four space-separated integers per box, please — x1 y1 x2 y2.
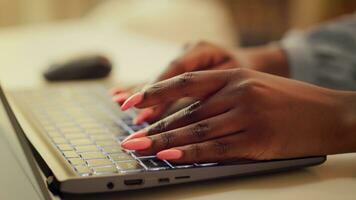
2 83 326 194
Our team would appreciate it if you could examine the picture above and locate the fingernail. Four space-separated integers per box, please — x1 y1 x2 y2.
121 92 144 111
109 88 124 95
157 149 183 160
122 130 147 143
112 93 130 104
121 137 152 150
133 108 154 125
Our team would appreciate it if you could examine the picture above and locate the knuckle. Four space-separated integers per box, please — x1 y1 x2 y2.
144 83 164 97
159 132 175 149
235 79 262 95
182 42 192 50
211 140 229 155
170 59 186 71
189 144 202 158
196 41 210 47
148 120 168 135
232 68 251 78
189 122 210 139
175 72 195 88
183 101 202 118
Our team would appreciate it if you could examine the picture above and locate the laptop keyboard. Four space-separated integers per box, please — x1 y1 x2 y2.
11 85 217 176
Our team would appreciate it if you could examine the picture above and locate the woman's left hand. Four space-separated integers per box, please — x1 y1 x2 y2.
120 68 350 163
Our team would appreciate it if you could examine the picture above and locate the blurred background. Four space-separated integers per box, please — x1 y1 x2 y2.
1 0 355 46
0 0 355 88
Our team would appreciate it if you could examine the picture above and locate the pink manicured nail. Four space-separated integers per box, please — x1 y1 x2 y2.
112 93 130 104
157 149 183 160
109 87 125 95
122 130 147 143
133 108 154 125
121 92 144 111
121 137 152 150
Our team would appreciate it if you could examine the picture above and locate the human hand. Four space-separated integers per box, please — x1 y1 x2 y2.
111 42 242 124
119 69 350 163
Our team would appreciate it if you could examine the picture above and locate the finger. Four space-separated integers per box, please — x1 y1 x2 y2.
153 43 192 81
213 60 237 70
112 92 131 105
109 85 136 96
155 59 186 82
111 83 148 106
154 42 212 81
142 91 234 136
109 87 127 95
133 70 231 124
121 70 231 110
156 132 251 163
133 105 168 125
121 111 244 155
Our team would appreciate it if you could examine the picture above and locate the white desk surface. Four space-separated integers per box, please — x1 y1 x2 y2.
1 20 356 200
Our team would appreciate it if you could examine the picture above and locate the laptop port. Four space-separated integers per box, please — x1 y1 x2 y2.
107 182 114 189
124 179 143 186
158 178 170 183
175 176 190 180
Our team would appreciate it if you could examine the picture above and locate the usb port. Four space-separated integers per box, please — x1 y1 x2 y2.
158 178 170 183
175 176 190 180
124 179 143 186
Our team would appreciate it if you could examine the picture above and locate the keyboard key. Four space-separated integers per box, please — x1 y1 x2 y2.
63 151 79 158
102 146 123 154
194 162 218 167
129 125 144 131
76 119 97 124
141 158 170 170
115 135 128 142
80 123 103 129
47 131 61 137
75 165 91 175
65 133 87 140
80 152 106 159
60 127 82 134
90 135 112 141
75 145 99 152
87 159 113 167
52 137 68 144
111 130 130 137
70 139 93 146
172 163 195 169
121 116 133 124
61 131 84 136
116 160 143 172
43 125 57 132
85 128 109 135
110 153 133 161
57 144 73 151
68 158 85 166
56 121 76 128
96 140 118 147
93 166 118 174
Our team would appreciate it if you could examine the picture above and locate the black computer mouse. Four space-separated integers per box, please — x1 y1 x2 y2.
43 55 112 81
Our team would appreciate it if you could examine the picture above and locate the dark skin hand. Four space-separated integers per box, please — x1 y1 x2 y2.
112 41 356 163
111 42 288 124
119 68 356 163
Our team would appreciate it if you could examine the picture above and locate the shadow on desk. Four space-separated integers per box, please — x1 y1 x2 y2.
62 156 356 200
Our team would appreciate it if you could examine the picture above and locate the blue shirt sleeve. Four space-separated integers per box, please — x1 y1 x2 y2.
281 14 356 90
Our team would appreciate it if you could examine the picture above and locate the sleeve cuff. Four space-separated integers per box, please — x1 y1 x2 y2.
280 31 317 84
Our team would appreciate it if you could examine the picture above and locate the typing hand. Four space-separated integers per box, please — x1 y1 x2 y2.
111 42 241 124
120 69 348 163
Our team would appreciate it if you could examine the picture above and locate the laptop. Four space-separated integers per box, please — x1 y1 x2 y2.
0 83 326 195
